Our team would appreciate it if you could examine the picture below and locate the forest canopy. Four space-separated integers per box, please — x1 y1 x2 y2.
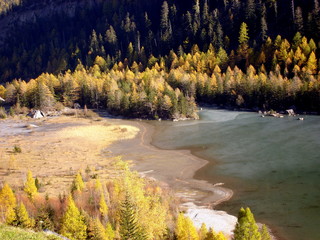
1 0 320 116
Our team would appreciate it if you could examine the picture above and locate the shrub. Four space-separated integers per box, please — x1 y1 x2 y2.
13 145 22 153
0 107 7 118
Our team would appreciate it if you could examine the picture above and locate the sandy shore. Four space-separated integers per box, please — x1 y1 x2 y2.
106 120 234 205
106 119 237 237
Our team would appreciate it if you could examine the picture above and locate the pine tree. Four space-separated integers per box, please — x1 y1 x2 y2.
160 1 172 45
245 0 256 21
260 4 268 41
24 170 37 200
35 206 55 231
294 7 304 33
119 192 145 240
71 172 85 193
239 22 249 47
105 26 117 45
292 32 302 50
60 195 87 240
192 0 200 36
238 22 250 64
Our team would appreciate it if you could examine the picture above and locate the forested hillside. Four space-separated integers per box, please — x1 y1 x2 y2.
0 159 272 240
1 0 320 118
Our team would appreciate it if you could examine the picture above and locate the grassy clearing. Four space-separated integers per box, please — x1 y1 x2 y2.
0 117 139 196
0 225 61 240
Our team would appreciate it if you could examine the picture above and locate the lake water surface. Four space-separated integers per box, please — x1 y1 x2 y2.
150 109 320 240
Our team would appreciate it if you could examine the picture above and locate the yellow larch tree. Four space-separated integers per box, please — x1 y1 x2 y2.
5 206 16 225
105 222 115 240
60 195 87 240
175 213 199 240
90 217 108 240
71 171 85 193
15 202 34 228
99 193 108 219
307 51 317 74
0 183 16 209
24 170 37 200
0 183 17 222
199 223 208 240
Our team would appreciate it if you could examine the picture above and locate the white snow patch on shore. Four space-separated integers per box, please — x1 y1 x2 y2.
184 203 237 239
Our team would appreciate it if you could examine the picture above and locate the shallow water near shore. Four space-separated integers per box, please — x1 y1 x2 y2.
150 109 320 240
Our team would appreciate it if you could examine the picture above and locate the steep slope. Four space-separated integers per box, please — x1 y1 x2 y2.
0 0 319 82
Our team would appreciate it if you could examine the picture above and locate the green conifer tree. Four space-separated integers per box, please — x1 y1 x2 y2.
35 206 55 231
233 207 261 240
119 192 145 240
239 23 249 47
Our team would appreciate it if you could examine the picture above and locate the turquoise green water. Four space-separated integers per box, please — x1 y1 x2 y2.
150 109 320 240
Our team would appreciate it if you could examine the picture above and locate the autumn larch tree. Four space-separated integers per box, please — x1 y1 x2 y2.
60 195 87 240
175 213 199 240
24 170 38 200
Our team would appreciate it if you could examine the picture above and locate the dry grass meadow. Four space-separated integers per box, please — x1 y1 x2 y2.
0 116 139 196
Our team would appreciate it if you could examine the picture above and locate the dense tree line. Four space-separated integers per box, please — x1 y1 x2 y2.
0 0 320 83
0 0 319 113
2 35 320 119
0 158 272 240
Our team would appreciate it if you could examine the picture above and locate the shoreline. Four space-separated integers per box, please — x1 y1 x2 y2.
106 117 281 240
0 114 276 239
106 119 238 237
107 119 234 206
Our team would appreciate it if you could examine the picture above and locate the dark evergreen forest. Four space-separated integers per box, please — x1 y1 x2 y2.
1 0 319 82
